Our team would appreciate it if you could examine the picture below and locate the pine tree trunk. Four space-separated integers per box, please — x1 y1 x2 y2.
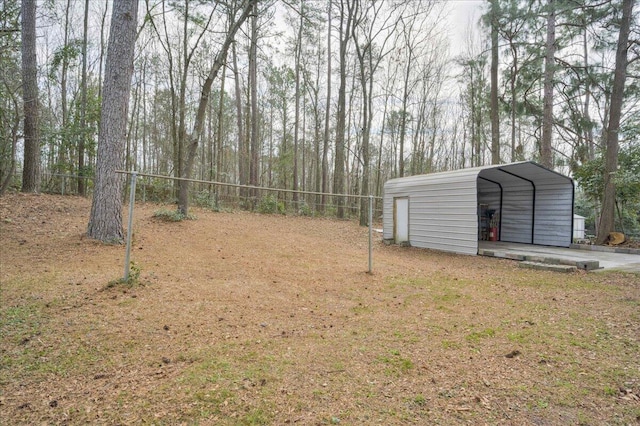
321 4 332 212
292 4 303 203
87 0 138 242
249 2 259 201
21 0 40 193
596 0 633 244
78 0 90 196
540 0 555 169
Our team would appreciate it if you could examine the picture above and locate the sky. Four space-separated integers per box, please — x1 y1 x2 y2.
443 0 485 57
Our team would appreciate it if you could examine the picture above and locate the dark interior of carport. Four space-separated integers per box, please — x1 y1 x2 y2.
476 162 574 247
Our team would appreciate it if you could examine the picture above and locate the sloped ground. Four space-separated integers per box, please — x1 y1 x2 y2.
1 193 639 425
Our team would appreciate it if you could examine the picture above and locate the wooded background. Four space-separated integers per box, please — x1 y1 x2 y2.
1 0 638 237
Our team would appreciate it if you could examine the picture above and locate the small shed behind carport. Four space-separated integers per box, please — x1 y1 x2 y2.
382 161 574 255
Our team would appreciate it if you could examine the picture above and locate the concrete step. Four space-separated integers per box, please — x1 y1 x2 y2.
478 249 600 271
519 261 577 273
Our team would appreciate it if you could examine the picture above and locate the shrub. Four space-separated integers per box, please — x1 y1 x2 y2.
257 194 284 214
297 200 312 216
194 190 220 211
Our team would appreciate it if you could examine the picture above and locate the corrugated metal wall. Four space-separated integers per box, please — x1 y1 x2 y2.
533 182 573 246
384 170 480 255
501 183 534 243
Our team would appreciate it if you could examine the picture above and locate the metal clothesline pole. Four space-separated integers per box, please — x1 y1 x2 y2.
123 171 137 281
368 195 373 274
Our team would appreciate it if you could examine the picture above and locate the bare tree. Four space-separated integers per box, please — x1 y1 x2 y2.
232 40 247 192
87 0 139 242
352 1 403 225
177 0 256 216
321 3 332 212
21 0 40 193
395 6 432 177
291 1 304 203
333 0 355 218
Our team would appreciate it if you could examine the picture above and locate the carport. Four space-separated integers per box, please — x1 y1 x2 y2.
382 161 574 255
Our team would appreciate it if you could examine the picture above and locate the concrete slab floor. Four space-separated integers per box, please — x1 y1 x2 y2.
478 241 640 274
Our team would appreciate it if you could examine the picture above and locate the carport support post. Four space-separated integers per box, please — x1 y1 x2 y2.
368 195 373 274
124 171 137 281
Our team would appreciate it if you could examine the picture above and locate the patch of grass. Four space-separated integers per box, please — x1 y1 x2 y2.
393 330 420 344
441 339 461 350
466 328 496 343
350 303 372 315
105 262 142 288
413 394 427 406
507 330 529 344
181 357 232 386
378 351 414 376
432 288 465 304
0 303 43 344
153 208 196 222
33 343 103 376
386 276 431 289
536 399 549 409
240 408 272 425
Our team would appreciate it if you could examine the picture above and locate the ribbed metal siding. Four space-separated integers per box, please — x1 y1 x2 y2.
501 184 534 243
383 171 479 255
533 182 573 246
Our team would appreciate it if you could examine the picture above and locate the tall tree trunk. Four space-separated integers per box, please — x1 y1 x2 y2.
175 0 191 194
509 44 518 162
21 0 40 193
249 1 259 201
87 0 139 242
334 0 353 218
399 61 410 177
582 28 594 161
97 0 108 118
232 41 246 193
0 92 20 195
78 0 90 196
321 4 332 212
596 0 633 244
540 0 555 169
490 0 500 165
376 89 389 197
58 0 72 173
292 2 304 203
216 64 226 182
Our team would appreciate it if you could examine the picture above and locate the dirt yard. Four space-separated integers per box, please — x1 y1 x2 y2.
1 193 639 425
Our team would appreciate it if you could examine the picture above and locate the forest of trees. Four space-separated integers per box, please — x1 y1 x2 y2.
1 0 638 239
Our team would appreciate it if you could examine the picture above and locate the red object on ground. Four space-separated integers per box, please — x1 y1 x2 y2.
490 227 498 241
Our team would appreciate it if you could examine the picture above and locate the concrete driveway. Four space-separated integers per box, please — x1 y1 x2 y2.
478 241 640 273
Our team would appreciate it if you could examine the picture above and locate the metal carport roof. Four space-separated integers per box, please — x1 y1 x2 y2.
383 161 574 255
